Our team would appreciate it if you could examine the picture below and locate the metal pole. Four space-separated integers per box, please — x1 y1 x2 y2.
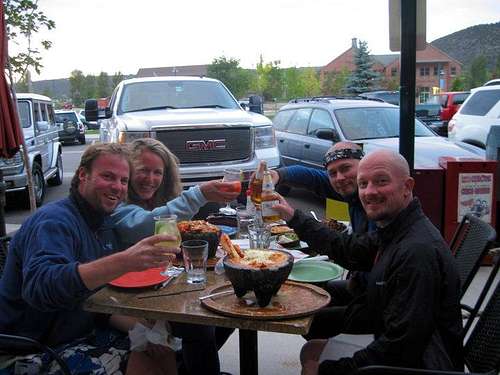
0 169 6 238
399 0 417 173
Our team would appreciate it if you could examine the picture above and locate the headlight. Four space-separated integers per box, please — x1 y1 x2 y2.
118 131 152 144
254 126 276 149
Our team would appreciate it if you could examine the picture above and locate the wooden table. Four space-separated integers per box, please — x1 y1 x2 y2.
84 272 316 375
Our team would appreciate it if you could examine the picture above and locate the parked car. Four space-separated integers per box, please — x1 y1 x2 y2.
0 93 63 207
483 79 500 87
448 85 500 148
85 76 280 189
358 91 400 105
437 91 470 124
414 100 445 136
55 110 86 144
273 97 484 172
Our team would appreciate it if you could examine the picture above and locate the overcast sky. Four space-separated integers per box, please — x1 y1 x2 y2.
22 0 500 81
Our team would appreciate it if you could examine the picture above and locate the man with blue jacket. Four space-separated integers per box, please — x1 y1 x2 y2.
0 144 180 374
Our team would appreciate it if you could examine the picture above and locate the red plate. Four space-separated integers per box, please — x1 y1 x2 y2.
109 268 168 288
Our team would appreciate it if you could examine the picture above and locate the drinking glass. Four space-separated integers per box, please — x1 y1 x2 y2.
182 240 208 284
236 206 253 239
248 224 271 249
219 168 243 215
154 215 181 275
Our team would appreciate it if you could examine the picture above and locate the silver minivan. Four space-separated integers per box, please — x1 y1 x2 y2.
0 93 63 207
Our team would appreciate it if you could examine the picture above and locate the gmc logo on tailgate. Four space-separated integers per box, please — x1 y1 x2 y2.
185 139 226 151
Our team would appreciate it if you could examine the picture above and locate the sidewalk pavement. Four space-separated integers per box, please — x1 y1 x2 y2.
218 265 500 375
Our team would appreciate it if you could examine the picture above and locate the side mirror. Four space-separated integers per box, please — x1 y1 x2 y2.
85 99 112 121
248 95 263 114
85 99 99 121
315 128 339 142
36 121 49 131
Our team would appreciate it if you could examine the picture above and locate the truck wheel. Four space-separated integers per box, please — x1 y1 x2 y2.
48 153 63 186
20 162 46 208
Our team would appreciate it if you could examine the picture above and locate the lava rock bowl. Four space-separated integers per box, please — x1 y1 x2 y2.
223 249 294 307
178 221 221 258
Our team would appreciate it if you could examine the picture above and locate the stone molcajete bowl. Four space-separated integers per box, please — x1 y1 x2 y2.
223 249 294 307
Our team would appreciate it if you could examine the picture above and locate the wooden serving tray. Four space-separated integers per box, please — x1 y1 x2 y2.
200 281 330 320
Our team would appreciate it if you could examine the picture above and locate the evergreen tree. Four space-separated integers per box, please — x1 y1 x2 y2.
346 40 379 94
466 55 489 88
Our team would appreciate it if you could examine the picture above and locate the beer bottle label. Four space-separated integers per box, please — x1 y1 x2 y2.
261 199 279 217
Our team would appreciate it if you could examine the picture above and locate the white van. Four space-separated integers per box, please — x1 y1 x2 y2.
448 85 500 148
0 94 63 207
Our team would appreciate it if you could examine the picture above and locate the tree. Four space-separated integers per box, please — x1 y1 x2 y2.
256 56 283 100
450 76 466 91
96 72 110 98
4 0 55 81
69 70 86 107
321 67 350 95
299 68 321 97
346 40 380 94
466 55 489 89
112 71 124 91
207 56 251 99
283 67 304 99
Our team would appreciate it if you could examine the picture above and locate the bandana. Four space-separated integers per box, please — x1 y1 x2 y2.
323 148 365 167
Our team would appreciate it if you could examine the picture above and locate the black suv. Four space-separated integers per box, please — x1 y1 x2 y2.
273 97 484 171
55 110 86 144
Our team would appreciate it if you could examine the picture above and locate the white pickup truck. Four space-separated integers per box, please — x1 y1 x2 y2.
85 76 280 188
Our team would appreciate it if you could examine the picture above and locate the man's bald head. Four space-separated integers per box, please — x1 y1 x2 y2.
357 150 414 226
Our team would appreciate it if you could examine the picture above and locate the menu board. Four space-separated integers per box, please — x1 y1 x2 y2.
457 173 494 223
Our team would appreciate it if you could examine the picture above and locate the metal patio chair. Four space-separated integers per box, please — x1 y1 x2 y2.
355 276 500 375
450 214 497 298
0 236 71 375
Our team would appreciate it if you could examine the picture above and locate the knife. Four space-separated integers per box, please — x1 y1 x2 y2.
198 290 234 301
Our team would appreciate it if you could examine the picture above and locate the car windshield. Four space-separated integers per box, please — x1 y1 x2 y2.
118 80 240 114
55 112 78 123
334 107 434 140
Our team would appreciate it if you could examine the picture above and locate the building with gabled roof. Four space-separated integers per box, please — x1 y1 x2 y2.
321 38 463 102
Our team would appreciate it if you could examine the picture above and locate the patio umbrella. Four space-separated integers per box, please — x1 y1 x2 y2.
0 1 23 238
0 1 22 159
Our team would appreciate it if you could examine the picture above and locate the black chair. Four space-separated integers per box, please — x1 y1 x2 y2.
355 275 500 375
450 214 496 298
448 215 497 337
0 236 71 375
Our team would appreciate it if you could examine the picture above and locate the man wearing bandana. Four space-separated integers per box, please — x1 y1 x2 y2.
271 141 375 234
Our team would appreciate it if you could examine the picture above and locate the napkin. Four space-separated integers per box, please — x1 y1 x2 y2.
129 321 182 351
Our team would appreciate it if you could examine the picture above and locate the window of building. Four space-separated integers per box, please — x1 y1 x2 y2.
419 87 430 103
433 65 439 76
450 66 457 76
391 67 398 77
419 66 430 76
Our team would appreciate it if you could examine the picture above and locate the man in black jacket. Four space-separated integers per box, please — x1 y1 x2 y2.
274 150 463 375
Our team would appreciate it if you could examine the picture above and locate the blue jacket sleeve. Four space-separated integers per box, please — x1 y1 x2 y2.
111 186 207 248
20 221 91 312
277 166 343 201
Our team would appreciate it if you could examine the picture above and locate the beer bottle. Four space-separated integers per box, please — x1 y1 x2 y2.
250 160 267 205
261 170 281 223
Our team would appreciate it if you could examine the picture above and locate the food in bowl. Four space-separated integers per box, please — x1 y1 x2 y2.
178 220 221 258
270 225 294 235
221 234 293 307
277 232 300 248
